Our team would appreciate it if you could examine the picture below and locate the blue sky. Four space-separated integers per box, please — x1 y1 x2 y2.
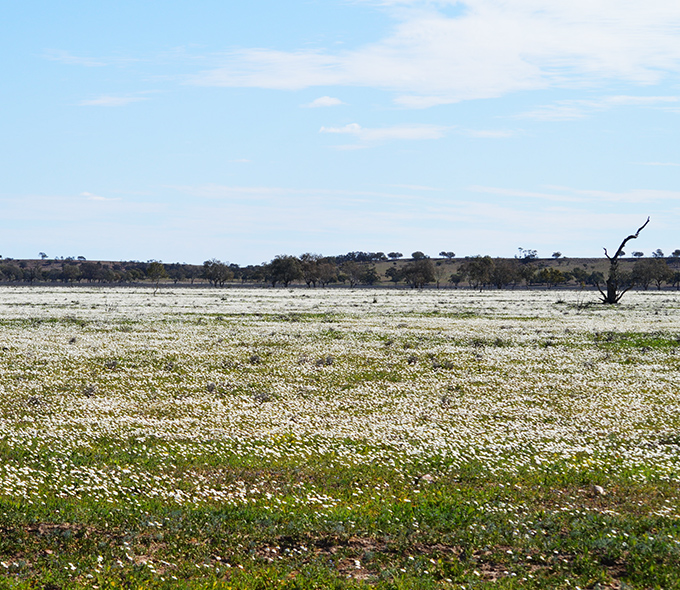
2 0 679 265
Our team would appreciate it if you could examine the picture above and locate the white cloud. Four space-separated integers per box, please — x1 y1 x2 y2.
320 122 448 143
187 1 680 107
79 95 149 107
520 95 680 120
464 129 515 138
471 184 680 203
80 192 120 201
44 49 106 67
388 184 443 191
304 96 345 108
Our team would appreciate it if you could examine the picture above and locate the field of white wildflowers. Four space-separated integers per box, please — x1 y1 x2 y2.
0 286 679 589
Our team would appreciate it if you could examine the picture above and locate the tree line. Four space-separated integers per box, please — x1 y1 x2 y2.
1 249 680 291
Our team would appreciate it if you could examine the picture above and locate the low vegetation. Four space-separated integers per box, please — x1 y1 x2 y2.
0 287 679 588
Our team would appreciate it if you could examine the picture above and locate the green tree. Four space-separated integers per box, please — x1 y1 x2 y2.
317 258 338 286
202 259 233 287
267 255 302 287
632 258 671 290
340 261 362 287
146 261 167 294
536 267 567 288
402 258 435 288
460 256 494 289
60 264 81 283
300 253 322 287
385 266 402 284
491 259 520 289
359 265 380 285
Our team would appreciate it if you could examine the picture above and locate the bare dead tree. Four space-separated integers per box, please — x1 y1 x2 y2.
596 217 650 304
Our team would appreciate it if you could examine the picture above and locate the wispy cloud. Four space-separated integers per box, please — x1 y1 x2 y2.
388 184 443 191
520 95 680 121
463 129 515 138
187 1 680 107
320 122 448 144
303 96 345 108
79 95 150 107
44 49 106 67
81 192 120 202
471 184 680 204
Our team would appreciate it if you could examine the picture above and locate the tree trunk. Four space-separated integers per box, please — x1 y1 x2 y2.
597 218 649 304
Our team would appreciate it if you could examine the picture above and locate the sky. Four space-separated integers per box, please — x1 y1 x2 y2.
2 0 680 265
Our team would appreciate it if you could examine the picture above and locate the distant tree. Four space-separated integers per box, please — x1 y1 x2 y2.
460 256 494 289
448 273 463 288
0 264 22 281
39 252 48 260
537 267 567 289
633 258 671 290
22 264 43 283
671 271 680 290
81 262 105 282
385 266 402 284
183 265 200 284
516 248 538 261
335 251 383 263
228 263 242 281
166 264 187 284
670 250 680 270
587 271 605 288
570 266 589 285
439 251 456 260
61 264 82 283
632 251 644 258
335 262 376 286
359 265 380 285
238 264 266 284
77 256 86 261
597 217 650 304
652 249 665 259
387 252 403 260
202 259 233 287
300 253 322 288
146 261 167 294
651 260 672 290
552 252 562 259
123 268 145 283
402 258 435 288
317 258 338 286
267 255 302 287
491 259 520 289
411 251 427 260
518 263 536 288
433 262 449 288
